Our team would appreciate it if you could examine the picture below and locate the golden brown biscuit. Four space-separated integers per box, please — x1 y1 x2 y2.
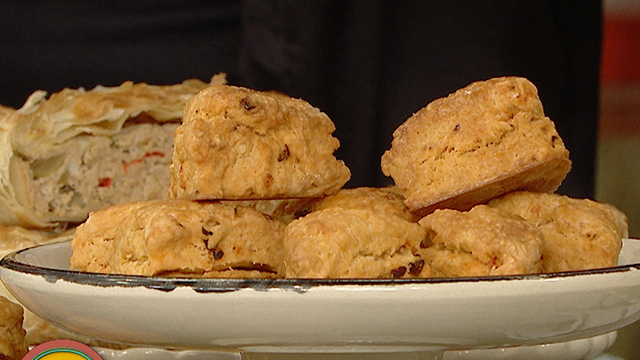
0 104 13 119
71 200 286 278
487 191 624 272
311 186 416 222
381 77 571 217
70 202 147 274
0 296 28 360
417 205 544 277
603 203 629 239
169 85 351 200
284 208 429 279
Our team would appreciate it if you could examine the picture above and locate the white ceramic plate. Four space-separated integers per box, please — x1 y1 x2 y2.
2 240 640 355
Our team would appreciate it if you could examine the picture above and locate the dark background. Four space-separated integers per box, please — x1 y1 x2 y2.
0 0 602 198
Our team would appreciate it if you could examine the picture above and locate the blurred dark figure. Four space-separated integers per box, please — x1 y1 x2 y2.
0 0 601 199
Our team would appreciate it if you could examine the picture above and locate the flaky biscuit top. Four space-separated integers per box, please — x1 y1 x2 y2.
488 191 624 272
417 205 544 277
284 207 428 279
169 85 350 200
381 76 571 213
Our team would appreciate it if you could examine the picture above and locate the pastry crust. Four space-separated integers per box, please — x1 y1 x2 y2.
0 296 27 360
71 200 286 278
0 75 226 229
169 85 350 200
284 208 429 278
381 77 571 217
417 205 544 277
487 191 624 272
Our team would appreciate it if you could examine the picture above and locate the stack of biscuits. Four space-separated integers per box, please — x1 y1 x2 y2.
71 84 355 278
381 77 626 277
70 84 436 279
71 76 628 280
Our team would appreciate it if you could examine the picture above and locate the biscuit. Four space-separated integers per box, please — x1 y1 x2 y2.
310 186 416 222
603 203 629 239
284 208 429 278
0 104 13 119
70 202 147 274
487 191 624 272
169 85 351 200
417 205 544 277
71 200 286 278
381 77 571 217
0 296 28 360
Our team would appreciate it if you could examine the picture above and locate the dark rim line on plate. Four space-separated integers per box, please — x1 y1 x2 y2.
2 243 640 293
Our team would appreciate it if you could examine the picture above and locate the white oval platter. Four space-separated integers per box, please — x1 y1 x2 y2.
2 239 640 354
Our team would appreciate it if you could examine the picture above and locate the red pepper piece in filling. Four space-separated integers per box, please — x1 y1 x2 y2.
122 152 165 173
98 178 112 187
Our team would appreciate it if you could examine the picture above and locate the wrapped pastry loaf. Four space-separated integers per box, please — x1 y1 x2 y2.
0 75 225 229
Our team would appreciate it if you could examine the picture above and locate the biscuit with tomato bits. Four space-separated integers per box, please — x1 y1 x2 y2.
417 205 544 277
71 200 286 278
381 76 571 217
284 208 429 279
169 85 350 200
487 191 624 273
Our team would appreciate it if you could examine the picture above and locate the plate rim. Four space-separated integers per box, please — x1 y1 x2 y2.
3 239 640 293
3 240 640 352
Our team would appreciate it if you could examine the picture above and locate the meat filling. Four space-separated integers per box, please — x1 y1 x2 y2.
30 122 178 223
